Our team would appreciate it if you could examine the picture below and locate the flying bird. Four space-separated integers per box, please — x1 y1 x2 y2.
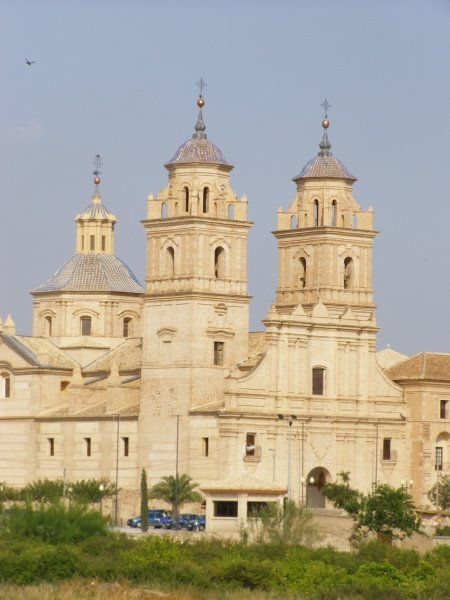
25 58 35 66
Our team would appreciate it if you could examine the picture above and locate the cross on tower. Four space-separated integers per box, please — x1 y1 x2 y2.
93 154 102 177
321 98 331 118
196 77 207 97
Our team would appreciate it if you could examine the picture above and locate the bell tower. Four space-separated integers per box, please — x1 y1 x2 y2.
139 88 251 482
275 111 376 320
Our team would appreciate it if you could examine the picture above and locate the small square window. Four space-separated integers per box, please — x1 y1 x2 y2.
382 438 391 461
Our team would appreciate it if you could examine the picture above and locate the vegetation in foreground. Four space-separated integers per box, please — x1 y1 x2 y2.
0 504 448 599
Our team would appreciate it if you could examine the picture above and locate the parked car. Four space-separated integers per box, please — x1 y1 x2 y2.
127 509 171 528
163 513 199 529
153 513 173 529
186 515 206 531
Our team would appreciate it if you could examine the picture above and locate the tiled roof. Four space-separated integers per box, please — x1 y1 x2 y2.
83 338 142 373
201 474 287 495
32 254 144 294
167 136 231 168
78 198 114 220
1 334 77 369
294 155 356 181
376 347 409 370
387 353 450 382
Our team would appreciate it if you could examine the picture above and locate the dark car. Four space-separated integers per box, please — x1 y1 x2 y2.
127 509 170 528
164 513 199 530
153 513 173 529
186 515 206 531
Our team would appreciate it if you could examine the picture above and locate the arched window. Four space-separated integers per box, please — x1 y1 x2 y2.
435 432 449 471
123 317 132 337
45 316 52 336
161 202 168 219
80 316 92 336
290 215 298 229
184 187 189 212
331 201 337 226
214 247 225 279
202 187 209 213
167 246 175 276
312 367 325 395
1 373 11 399
299 257 307 288
344 257 354 289
313 200 319 226
228 204 234 220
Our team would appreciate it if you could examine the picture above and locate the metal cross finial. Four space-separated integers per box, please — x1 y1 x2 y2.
321 98 331 117
93 154 102 177
196 77 207 97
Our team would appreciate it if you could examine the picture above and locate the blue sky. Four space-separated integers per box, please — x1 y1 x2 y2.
0 0 449 355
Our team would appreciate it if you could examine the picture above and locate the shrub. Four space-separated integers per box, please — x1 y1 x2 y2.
20 478 64 503
0 502 108 544
70 478 115 504
435 525 450 536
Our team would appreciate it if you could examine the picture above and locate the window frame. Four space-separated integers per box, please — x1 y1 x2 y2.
213 341 224 366
312 367 325 396
213 500 238 518
80 316 92 336
382 437 392 461
84 437 92 457
48 437 55 457
440 400 448 420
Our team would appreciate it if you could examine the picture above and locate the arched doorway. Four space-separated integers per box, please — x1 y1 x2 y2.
305 467 331 508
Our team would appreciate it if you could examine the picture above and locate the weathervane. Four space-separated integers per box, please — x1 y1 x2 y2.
321 98 331 118
93 154 102 195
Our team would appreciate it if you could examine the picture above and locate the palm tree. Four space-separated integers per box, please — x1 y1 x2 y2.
149 473 203 527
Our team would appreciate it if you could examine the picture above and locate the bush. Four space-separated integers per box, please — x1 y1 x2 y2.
0 502 109 544
435 525 450 536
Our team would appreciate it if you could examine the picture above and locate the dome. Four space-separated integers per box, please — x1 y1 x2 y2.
167 136 231 167
77 197 115 220
32 253 144 295
293 121 356 182
294 155 356 181
165 98 232 169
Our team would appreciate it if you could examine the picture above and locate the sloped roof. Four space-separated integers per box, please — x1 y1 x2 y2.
294 154 356 181
32 253 144 295
1 334 77 370
167 136 231 167
376 347 409 370
387 353 450 382
201 474 287 495
83 338 142 373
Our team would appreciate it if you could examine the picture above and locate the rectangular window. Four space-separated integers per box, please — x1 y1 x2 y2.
90 235 95 251
247 501 269 517
81 235 85 250
245 432 256 456
312 367 324 395
440 400 448 419
214 341 224 366
4 377 10 398
101 235 106 251
81 317 92 336
48 438 54 456
435 447 443 471
84 437 91 457
382 438 391 461
202 437 209 457
122 437 129 457
213 500 238 518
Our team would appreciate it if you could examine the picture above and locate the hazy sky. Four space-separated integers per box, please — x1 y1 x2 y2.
0 0 449 356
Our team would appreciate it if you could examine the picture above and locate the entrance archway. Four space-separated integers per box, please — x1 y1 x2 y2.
305 467 331 508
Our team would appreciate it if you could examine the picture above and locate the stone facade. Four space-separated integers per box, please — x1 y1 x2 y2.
0 100 448 527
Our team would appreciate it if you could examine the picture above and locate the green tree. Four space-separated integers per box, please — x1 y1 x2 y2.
70 478 115 504
149 473 202 525
20 478 64 503
322 471 362 514
427 475 450 511
357 484 421 543
243 500 322 547
140 469 148 532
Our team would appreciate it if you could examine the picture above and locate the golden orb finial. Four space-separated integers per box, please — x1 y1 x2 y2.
94 176 101 185
197 96 205 108
322 118 330 129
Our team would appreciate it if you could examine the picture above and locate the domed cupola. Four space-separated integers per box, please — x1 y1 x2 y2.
293 115 356 182
31 156 143 344
165 85 232 171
